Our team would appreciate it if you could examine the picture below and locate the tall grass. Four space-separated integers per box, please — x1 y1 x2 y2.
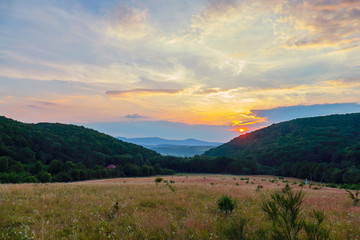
0 175 359 239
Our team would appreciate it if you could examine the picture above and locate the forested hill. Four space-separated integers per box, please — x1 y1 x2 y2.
0 116 172 183
204 113 360 184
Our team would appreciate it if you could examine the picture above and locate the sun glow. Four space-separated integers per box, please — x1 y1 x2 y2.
238 128 246 133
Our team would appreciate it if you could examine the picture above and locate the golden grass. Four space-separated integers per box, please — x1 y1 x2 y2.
1 174 359 239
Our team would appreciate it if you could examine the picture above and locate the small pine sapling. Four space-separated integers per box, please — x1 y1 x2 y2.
217 195 237 214
345 189 360 206
304 210 330 240
261 187 305 240
255 185 263 192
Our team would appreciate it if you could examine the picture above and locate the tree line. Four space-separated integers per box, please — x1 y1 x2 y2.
0 114 359 188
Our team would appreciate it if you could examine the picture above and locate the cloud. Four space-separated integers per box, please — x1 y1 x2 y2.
193 88 222 95
27 105 43 109
252 103 360 124
35 101 59 106
1 0 360 132
125 114 149 119
284 0 360 49
105 3 155 40
323 77 360 87
136 77 185 89
105 88 183 98
188 0 242 41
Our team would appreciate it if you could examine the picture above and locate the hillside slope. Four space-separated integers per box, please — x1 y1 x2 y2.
204 113 360 183
0 116 170 183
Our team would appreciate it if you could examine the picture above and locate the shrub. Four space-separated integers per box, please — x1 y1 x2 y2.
217 195 237 214
326 183 337 188
221 216 249 240
345 190 359 206
282 183 291 193
168 184 175 192
255 185 263 192
107 202 119 220
304 210 330 240
349 184 360 190
261 187 305 240
155 177 163 185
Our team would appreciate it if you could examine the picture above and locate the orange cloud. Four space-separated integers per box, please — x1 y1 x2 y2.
323 77 360 87
231 113 267 127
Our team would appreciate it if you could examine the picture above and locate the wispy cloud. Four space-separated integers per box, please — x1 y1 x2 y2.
105 2 155 40
35 101 59 106
106 88 183 98
283 0 360 49
125 113 149 119
323 77 360 87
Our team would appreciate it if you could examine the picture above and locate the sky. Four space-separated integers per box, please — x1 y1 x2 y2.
1 0 360 142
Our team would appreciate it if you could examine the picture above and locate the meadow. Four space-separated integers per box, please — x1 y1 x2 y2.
1 174 359 239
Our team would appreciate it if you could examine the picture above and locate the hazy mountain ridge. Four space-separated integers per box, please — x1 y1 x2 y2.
117 137 222 146
117 137 222 157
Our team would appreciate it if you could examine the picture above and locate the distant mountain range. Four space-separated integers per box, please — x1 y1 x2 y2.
117 137 223 157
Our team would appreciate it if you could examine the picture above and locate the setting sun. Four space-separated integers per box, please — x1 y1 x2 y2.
238 128 246 133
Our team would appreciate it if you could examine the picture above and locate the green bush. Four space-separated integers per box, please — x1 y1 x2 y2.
326 183 337 188
155 177 163 184
167 184 175 192
217 195 237 213
304 210 330 240
345 190 359 206
221 217 249 240
255 185 263 192
261 187 305 240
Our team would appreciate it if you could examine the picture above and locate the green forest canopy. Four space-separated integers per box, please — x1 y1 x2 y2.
203 113 360 186
0 113 360 187
0 116 174 183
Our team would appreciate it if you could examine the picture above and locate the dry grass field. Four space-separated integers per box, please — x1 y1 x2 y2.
1 174 359 239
